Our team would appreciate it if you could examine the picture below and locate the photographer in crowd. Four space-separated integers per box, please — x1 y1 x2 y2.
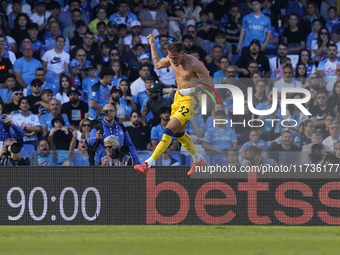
87 103 138 165
0 101 24 146
99 135 133 166
318 141 340 165
0 138 30 165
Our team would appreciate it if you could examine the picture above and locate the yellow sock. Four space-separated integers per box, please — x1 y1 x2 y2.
151 131 173 160
175 132 198 155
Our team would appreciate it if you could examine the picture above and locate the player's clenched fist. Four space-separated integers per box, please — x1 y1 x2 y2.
147 34 155 44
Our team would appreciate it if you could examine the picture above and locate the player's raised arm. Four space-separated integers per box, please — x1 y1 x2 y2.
147 34 171 69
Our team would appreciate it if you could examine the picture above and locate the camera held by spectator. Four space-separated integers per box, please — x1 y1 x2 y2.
0 138 30 165
314 142 340 165
99 135 133 166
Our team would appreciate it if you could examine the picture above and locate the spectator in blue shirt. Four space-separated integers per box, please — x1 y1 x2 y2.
41 21 71 53
88 67 115 119
286 0 307 21
306 19 322 50
0 74 16 104
109 0 137 28
37 138 58 166
237 0 271 53
40 98 70 136
262 9 279 55
14 43 43 88
202 110 238 152
150 106 178 151
69 131 89 166
325 6 340 34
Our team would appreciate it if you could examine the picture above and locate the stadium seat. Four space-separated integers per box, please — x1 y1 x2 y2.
169 152 183 165
137 152 151 164
23 144 35 151
22 144 35 157
212 154 228 165
185 154 211 166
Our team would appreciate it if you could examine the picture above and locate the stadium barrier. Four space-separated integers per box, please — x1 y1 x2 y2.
1 166 340 225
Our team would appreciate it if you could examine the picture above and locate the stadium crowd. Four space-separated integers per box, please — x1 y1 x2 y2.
0 0 340 166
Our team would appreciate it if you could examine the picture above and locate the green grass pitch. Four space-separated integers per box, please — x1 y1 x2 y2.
0 226 339 255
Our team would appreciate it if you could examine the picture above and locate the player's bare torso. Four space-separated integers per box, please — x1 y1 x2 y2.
169 54 201 96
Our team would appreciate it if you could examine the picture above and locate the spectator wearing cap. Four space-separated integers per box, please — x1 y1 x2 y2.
27 23 44 60
109 0 137 28
88 67 115 120
109 86 126 123
58 0 89 31
262 8 280 55
88 6 109 36
4 86 23 114
61 87 89 129
41 21 70 53
92 0 117 19
306 19 322 51
42 35 70 88
10 97 41 147
14 43 43 88
101 20 124 53
124 20 149 51
30 0 51 33
142 83 171 125
70 31 103 74
41 98 70 136
82 62 99 101
67 58 82 88
26 79 44 112
127 51 160 85
70 20 87 49
138 0 167 37
30 68 58 96
45 114 73 165
63 8 82 40
237 0 272 53
235 39 270 78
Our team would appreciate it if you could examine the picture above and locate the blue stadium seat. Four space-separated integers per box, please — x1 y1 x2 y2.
185 154 211 166
22 144 35 157
23 144 35 151
212 154 229 165
169 152 183 165
137 152 151 164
